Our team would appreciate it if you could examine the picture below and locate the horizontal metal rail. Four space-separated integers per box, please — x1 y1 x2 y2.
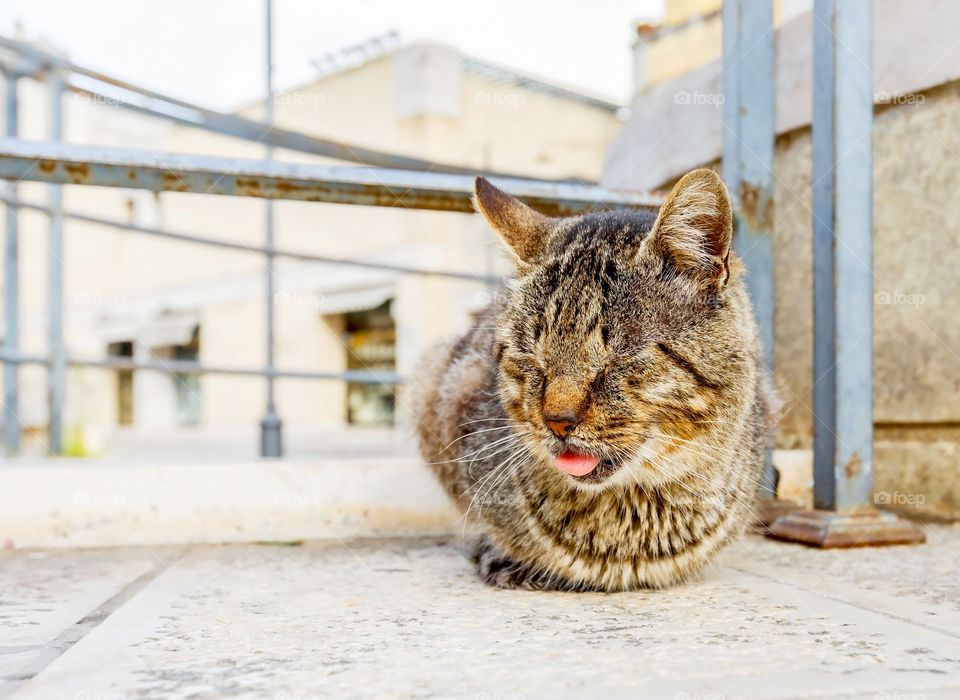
0 350 402 385
0 35 581 182
0 141 663 214
0 194 500 283
0 30 663 459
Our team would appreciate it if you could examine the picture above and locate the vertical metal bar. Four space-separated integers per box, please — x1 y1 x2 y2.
721 0 741 201
47 72 66 455
812 0 874 510
259 0 282 457
3 71 19 455
811 0 837 509
722 0 777 496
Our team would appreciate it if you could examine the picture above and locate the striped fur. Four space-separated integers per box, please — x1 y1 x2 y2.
409 169 774 591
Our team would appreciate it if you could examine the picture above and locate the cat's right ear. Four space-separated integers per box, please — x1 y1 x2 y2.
645 168 733 290
473 177 555 264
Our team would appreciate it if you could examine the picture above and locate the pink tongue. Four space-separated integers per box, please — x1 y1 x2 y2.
554 451 601 476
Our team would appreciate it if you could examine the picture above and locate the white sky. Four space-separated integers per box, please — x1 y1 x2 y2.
2 0 665 111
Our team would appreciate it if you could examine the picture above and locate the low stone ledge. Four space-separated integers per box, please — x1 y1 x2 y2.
0 459 461 549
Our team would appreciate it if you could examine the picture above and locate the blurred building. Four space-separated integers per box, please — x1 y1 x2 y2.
632 0 810 89
604 0 960 518
6 38 622 452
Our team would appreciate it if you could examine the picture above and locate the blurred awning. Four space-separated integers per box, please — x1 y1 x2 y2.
139 311 200 348
315 284 394 316
95 310 200 349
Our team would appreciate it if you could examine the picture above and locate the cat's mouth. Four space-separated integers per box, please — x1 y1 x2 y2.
554 451 620 484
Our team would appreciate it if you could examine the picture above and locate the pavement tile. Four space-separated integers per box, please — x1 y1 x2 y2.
6 530 960 698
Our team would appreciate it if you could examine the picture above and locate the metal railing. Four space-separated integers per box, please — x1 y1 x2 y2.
0 0 881 520
0 36 662 458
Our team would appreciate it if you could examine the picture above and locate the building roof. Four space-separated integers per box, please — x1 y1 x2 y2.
308 33 621 113
460 57 620 113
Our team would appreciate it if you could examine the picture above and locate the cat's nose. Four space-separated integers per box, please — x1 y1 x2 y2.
544 412 580 438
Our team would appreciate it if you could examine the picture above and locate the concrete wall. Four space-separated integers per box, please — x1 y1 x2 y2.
770 83 960 520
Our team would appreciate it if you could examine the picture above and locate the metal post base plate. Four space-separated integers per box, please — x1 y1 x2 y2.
260 413 283 458
750 497 804 533
766 508 926 548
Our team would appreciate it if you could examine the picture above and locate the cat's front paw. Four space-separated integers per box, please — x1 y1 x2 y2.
471 537 567 591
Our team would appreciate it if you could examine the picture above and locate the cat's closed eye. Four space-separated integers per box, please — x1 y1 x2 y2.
589 366 609 395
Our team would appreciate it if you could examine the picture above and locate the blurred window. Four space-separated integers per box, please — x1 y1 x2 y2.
107 341 134 426
344 300 396 426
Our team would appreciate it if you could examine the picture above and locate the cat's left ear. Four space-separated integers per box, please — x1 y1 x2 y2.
646 168 733 289
473 176 556 264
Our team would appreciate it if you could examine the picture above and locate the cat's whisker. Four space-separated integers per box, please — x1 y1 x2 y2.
651 450 765 526
469 445 522 474
456 416 523 426
483 443 530 499
423 436 521 470
651 433 768 493
422 434 519 466
651 433 732 465
456 432 520 460
653 431 729 452
645 418 727 425
442 424 517 452
474 450 527 523
464 445 528 524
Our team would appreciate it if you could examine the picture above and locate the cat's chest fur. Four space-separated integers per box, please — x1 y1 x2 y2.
460 420 743 590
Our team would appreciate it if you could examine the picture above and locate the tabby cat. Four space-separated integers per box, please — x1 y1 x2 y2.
410 169 773 591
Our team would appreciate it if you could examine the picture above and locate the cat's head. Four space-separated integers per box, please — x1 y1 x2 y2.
474 169 755 491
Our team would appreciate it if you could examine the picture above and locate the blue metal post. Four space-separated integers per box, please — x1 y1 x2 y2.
259 0 282 457
48 72 65 455
721 2 740 194
812 0 874 510
3 71 19 455
722 0 776 496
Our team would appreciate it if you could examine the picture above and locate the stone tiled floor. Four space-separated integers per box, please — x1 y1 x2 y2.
3 527 960 699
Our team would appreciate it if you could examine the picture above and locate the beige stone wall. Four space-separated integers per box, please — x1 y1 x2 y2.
5 46 621 446
639 0 805 89
769 80 960 517
604 0 960 517
146 53 619 432
644 16 723 87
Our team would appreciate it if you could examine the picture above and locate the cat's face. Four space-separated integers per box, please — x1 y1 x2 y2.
475 170 750 491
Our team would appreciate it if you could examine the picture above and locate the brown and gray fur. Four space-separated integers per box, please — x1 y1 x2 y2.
409 169 774 591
